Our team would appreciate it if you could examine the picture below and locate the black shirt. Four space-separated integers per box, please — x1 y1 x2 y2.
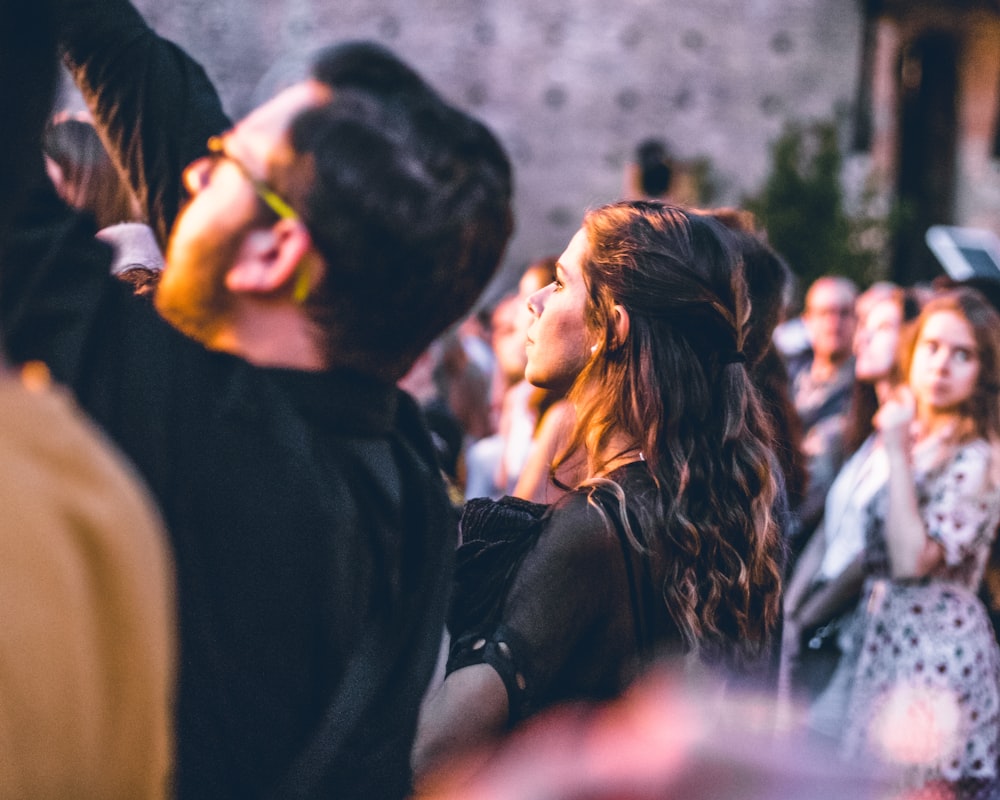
449 462 683 722
1 1 455 797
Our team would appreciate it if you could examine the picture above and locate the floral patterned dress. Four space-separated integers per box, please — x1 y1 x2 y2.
812 437 1000 793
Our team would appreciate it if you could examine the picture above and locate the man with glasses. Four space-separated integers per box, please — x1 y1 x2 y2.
0 2 174 795
1 0 513 797
787 275 859 563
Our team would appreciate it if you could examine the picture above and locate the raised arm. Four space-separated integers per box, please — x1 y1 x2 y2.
875 389 944 578
57 0 230 247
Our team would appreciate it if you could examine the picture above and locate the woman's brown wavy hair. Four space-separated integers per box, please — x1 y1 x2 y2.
552 201 782 668
43 118 141 229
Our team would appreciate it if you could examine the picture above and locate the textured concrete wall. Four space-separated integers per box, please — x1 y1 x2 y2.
69 0 867 295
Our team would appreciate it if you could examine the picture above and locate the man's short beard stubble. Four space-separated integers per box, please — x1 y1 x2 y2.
155 215 251 346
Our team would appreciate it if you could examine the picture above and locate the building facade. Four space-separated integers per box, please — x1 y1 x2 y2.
63 0 1000 292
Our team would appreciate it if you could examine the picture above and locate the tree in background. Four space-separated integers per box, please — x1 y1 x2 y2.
745 119 885 301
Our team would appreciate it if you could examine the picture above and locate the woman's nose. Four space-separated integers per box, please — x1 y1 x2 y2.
526 287 547 317
932 349 951 372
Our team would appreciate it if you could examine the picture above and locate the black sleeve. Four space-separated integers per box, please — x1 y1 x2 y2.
0 172 120 385
454 492 628 720
57 0 231 248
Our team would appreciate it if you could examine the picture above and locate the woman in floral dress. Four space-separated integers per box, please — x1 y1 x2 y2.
812 287 1000 798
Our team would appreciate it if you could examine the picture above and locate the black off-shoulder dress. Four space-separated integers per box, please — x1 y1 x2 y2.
447 461 684 724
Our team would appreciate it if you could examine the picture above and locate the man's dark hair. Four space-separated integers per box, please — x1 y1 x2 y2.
636 138 673 198
278 41 514 377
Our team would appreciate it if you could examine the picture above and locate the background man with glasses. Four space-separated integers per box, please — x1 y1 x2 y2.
1 0 513 796
787 275 859 563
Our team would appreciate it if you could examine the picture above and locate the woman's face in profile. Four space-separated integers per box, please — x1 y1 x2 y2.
491 294 530 384
524 227 594 393
854 297 903 383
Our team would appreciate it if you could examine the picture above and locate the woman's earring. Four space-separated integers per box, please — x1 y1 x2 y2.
590 344 598 354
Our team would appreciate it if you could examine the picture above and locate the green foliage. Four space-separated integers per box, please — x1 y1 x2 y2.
744 119 883 293
689 156 722 206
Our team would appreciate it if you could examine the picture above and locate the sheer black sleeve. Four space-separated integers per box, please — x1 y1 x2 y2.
449 490 634 722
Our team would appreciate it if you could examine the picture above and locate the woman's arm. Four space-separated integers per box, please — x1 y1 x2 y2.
783 523 827 616
411 664 508 782
783 532 863 672
876 388 943 579
794 553 865 629
414 492 622 780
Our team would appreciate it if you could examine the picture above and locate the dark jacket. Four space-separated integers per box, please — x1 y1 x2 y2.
1 1 455 797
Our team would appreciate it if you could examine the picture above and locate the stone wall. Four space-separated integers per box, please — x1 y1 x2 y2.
64 0 868 295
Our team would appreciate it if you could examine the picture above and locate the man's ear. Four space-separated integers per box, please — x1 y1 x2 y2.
224 219 315 297
612 304 630 348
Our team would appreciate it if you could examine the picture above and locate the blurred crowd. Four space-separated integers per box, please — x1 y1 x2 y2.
4 1 1000 799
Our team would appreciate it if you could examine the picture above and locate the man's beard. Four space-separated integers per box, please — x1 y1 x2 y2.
155 220 244 346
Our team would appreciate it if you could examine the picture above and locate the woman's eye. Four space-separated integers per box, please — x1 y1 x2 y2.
953 349 971 363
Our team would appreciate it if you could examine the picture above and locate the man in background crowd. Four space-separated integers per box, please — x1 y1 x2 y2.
788 275 859 556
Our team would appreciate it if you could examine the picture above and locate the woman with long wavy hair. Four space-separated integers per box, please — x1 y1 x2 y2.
413 201 783 779
43 117 142 229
